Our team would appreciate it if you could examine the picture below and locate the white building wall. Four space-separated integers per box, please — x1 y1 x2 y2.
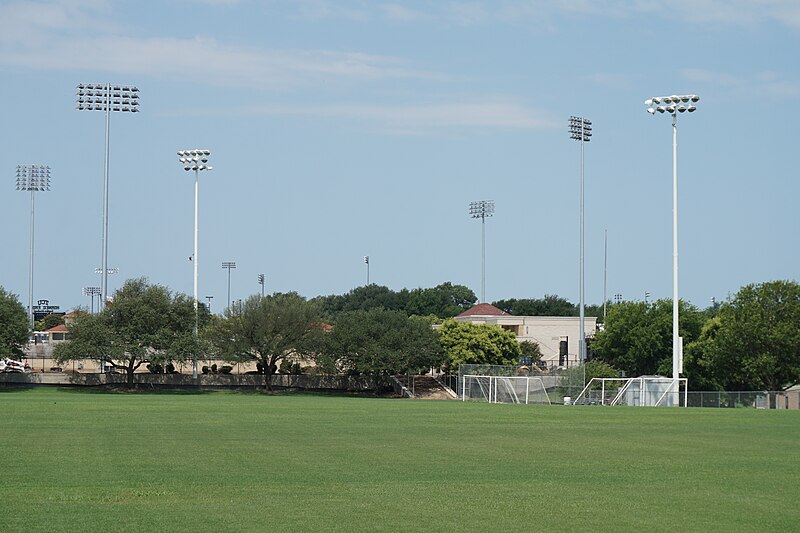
453 315 597 367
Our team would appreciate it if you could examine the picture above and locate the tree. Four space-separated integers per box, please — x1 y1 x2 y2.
54 278 200 388
318 308 444 376
591 299 704 377
405 282 477 318
682 316 723 391
493 295 577 317
205 292 322 389
519 340 543 363
0 287 29 360
35 313 65 332
436 319 521 373
313 285 409 319
705 280 800 391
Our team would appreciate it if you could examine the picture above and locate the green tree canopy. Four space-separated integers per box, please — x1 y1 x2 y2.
436 319 521 373
591 299 704 377
313 284 410 319
35 313 65 332
318 308 444 377
682 316 723 391
205 292 322 389
493 295 577 317
704 280 800 391
405 282 476 318
54 278 202 387
0 287 29 359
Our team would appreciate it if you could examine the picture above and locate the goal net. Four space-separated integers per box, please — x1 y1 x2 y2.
572 377 688 407
461 375 551 405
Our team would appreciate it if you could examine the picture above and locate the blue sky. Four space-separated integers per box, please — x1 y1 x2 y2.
1 0 798 314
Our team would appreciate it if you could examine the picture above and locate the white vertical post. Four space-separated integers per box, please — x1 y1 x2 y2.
672 113 679 381
28 188 35 330
193 167 199 379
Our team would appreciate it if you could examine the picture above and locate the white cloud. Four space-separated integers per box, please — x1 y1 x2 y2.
680 67 800 99
235 100 558 134
283 0 800 29
0 32 442 90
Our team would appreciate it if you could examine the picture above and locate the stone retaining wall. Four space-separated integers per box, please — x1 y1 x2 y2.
0 372 380 392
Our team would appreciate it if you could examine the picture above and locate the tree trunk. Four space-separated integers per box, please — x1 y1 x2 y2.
264 367 274 391
127 359 136 389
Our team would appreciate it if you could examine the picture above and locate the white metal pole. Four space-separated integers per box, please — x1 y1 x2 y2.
100 83 111 313
672 114 680 380
28 188 35 331
579 133 585 363
193 167 199 379
603 229 608 322
481 215 486 303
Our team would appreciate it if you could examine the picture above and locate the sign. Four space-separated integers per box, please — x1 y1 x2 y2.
33 299 62 322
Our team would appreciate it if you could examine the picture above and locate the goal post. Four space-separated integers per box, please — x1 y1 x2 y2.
461 375 551 405
573 377 688 407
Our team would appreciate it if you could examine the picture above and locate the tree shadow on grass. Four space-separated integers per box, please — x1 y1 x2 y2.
54 386 218 395
0 385 37 393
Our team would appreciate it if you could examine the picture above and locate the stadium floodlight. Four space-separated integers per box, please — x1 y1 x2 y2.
569 116 592 364
364 256 369 285
258 273 265 297
178 149 212 379
469 200 495 303
222 261 237 310
83 286 101 314
16 165 51 330
77 83 140 312
644 94 700 390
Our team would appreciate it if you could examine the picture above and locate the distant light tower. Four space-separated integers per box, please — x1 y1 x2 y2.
645 291 651 305
469 200 495 303
178 149 212 379
569 116 592 364
364 256 370 285
205 295 213 312
83 286 101 313
16 165 51 329
76 83 140 312
645 94 700 382
614 293 623 305
222 262 236 309
257 273 265 297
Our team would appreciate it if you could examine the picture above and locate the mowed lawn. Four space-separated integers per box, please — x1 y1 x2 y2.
1 388 799 532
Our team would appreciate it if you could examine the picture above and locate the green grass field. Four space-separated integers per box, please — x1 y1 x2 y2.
1 387 799 532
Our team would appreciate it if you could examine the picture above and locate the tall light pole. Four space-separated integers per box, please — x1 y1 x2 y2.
83 286 101 313
364 256 370 285
469 200 495 303
178 149 212 379
205 296 213 312
569 116 592 364
76 83 140 312
15 165 51 330
603 229 608 322
258 273 265 297
222 262 236 310
645 94 700 383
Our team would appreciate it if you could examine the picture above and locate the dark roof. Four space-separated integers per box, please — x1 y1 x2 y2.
456 303 510 317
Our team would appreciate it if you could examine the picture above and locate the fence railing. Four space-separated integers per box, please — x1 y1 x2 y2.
685 391 799 409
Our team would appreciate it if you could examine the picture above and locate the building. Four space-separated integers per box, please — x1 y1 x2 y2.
452 303 597 367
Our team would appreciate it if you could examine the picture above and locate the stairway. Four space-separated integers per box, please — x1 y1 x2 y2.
408 375 456 400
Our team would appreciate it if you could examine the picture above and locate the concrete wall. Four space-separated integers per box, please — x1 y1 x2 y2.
0 372 379 392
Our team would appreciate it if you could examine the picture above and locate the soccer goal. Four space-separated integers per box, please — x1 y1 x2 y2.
572 377 688 407
461 375 551 405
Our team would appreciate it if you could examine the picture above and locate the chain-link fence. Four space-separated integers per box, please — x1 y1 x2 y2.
686 391 799 409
